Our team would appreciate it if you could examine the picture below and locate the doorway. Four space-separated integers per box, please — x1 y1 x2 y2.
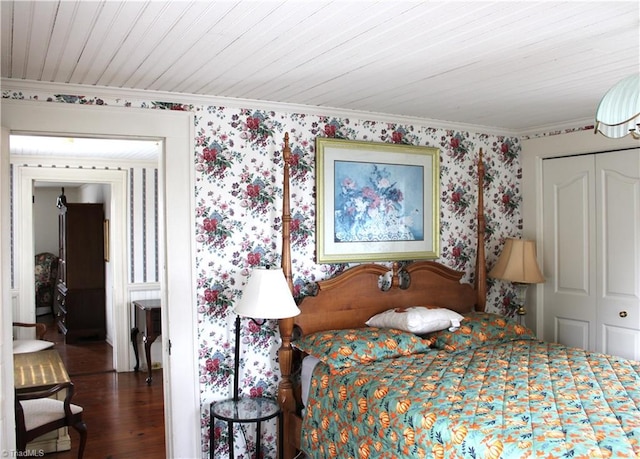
14 134 162 372
15 166 131 369
2 100 201 457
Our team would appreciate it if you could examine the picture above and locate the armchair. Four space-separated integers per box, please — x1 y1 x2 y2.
15 381 87 459
34 252 59 316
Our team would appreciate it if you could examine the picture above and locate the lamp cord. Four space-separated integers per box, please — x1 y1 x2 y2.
232 315 258 457
233 315 241 401
232 314 280 457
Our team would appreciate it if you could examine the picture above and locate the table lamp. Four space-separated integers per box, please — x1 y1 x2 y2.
232 267 300 401
489 238 544 316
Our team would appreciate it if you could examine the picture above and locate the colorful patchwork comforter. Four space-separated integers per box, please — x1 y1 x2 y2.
301 340 640 458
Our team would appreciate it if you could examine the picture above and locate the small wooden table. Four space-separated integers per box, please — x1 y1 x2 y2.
131 299 161 384
14 349 70 393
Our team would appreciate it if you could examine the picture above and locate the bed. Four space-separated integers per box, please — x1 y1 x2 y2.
275 135 640 459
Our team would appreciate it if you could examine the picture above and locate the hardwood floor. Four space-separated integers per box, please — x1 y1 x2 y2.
39 316 166 459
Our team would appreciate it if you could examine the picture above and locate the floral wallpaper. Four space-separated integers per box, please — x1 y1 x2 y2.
4 89 523 458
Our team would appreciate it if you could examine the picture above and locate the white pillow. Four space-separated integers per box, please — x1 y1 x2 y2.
12 339 54 354
366 306 464 334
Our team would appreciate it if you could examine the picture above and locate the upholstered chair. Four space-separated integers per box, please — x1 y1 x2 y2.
15 381 87 459
34 252 59 316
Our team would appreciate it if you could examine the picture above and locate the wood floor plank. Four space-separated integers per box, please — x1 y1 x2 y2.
37 317 166 459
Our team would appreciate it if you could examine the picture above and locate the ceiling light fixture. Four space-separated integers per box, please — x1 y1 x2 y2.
594 74 640 140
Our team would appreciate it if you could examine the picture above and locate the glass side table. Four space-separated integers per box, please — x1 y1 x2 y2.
210 396 283 459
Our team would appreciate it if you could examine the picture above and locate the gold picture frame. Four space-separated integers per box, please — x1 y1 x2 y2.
103 219 110 262
316 137 440 263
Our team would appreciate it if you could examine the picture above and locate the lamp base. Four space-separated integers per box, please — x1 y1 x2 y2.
514 283 529 316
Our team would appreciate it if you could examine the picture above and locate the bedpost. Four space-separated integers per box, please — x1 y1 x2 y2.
280 133 293 294
278 133 296 459
475 148 487 311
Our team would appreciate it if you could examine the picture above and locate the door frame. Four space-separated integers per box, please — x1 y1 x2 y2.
1 99 200 457
15 167 127 366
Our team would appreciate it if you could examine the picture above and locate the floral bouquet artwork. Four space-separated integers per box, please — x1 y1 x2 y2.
333 162 424 243
316 137 439 263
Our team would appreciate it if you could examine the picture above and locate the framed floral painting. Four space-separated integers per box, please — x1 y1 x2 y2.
316 137 440 263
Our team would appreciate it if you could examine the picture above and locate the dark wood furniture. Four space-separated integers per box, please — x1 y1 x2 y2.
14 350 87 459
275 135 489 458
210 397 282 459
55 203 106 344
130 299 162 384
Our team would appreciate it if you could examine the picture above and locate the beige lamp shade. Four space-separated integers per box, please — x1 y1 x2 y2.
489 238 544 284
234 267 300 319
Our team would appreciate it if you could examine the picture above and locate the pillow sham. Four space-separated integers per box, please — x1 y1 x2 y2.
294 327 432 374
365 306 464 334
427 311 536 353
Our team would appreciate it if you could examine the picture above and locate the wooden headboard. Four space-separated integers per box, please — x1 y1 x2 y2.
277 134 487 458
295 261 478 337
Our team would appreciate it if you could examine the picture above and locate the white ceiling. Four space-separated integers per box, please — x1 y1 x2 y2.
1 0 639 136
10 134 161 161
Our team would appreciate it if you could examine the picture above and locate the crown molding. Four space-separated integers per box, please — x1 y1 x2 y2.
11 154 157 170
518 117 595 139
2 78 524 138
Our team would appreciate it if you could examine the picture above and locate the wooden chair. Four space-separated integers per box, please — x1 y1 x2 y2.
15 382 87 459
13 322 47 340
12 322 54 354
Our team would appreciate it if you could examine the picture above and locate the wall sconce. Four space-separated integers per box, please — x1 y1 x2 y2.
489 238 544 316
231 267 300 401
594 74 640 140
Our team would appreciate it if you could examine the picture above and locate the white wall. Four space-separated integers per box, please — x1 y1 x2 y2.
521 130 640 333
33 187 79 254
79 182 107 203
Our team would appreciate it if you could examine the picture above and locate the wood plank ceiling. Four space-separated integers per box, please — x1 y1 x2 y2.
2 1 639 134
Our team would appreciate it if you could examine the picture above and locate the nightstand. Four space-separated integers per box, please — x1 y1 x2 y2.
210 396 282 459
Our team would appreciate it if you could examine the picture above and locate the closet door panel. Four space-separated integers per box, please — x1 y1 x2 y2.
596 150 640 360
542 155 596 350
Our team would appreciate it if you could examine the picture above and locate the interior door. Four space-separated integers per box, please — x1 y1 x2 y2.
542 154 597 350
595 150 640 360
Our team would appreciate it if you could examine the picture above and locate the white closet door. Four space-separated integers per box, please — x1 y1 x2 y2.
542 155 596 351
542 149 640 359
595 150 640 360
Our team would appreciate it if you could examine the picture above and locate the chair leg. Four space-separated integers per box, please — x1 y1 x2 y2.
15 435 27 453
73 420 88 459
